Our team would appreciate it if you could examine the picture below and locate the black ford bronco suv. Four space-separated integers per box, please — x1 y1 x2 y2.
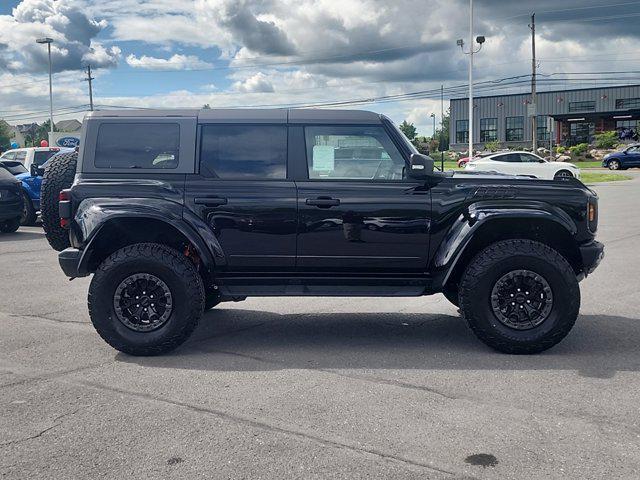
41 109 603 356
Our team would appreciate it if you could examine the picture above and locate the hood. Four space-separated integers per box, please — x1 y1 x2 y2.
0 168 21 186
15 172 31 181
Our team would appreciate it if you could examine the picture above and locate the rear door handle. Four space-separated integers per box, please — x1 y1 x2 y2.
306 197 340 208
194 196 228 207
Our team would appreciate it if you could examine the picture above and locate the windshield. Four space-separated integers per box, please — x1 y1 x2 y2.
0 161 28 175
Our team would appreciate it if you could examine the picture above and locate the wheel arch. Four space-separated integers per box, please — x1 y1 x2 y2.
433 211 582 292
76 213 217 286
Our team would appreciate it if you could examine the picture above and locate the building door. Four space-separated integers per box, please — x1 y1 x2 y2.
184 124 297 272
569 122 594 145
294 125 431 274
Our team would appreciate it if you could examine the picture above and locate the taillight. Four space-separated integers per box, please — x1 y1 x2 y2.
59 189 72 229
587 200 598 233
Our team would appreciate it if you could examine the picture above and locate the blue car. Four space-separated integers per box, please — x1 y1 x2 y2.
602 143 640 170
0 148 73 225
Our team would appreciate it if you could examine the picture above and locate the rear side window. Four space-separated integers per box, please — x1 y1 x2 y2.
34 150 57 166
95 123 180 169
199 125 286 179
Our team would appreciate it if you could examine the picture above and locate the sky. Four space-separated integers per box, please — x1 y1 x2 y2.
0 0 639 136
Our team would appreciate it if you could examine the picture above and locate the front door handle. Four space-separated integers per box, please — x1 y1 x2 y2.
195 196 228 207
306 197 340 208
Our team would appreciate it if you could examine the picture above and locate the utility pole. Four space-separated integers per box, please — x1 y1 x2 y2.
530 13 537 151
441 84 444 171
84 64 95 111
36 37 54 134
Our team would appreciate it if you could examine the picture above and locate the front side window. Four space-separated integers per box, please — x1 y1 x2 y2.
200 125 287 179
568 101 595 112
505 116 524 141
305 126 405 181
95 123 180 169
456 120 469 143
480 118 497 142
14 151 26 163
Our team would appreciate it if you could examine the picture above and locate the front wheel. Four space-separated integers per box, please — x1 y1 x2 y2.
20 191 37 226
0 218 20 233
88 243 205 356
554 170 574 180
459 239 580 354
607 160 620 170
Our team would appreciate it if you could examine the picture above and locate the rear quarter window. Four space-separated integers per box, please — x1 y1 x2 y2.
94 123 180 169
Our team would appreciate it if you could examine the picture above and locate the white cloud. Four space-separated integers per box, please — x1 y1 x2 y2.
232 72 275 93
125 53 213 70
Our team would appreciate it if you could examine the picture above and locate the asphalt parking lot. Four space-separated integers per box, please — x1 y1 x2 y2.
1 177 639 479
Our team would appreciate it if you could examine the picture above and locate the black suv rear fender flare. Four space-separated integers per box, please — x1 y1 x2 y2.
432 205 577 289
72 199 218 276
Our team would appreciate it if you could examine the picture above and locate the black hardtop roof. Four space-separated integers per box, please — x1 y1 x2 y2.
86 108 383 124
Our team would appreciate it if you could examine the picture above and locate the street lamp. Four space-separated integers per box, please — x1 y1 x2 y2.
36 37 54 136
457 0 485 158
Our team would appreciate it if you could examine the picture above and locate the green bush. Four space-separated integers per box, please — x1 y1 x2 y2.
594 131 618 149
484 140 500 152
569 143 589 157
555 146 566 154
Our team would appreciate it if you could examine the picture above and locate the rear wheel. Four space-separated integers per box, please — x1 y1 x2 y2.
20 191 37 226
554 170 574 180
0 218 20 233
459 239 580 354
88 243 205 356
607 159 620 170
41 151 78 251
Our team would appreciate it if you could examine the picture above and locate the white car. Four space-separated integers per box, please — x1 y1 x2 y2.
464 151 580 180
0 147 72 172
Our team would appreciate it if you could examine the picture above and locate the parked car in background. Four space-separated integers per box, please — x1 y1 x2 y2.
0 146 71 171
464 151 580 180
0 149 72 225
457 156 475 168
602 143 640 170
0 166 23 233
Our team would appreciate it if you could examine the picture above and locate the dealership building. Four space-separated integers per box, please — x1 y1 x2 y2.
449 84 640 151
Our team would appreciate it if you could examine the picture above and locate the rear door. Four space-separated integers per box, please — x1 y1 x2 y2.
293 124 430 274
184 123 297 272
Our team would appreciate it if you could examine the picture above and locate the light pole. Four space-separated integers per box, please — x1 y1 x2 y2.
457 0 485 158
430 113 436 144
36 37 54 135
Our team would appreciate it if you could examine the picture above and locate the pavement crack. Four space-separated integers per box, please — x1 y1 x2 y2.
6 313 88 326
71 379 461 477
0 408 82 448
207 349 457 400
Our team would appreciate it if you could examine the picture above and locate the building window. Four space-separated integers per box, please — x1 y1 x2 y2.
568 101 595 112
505 116 524 142
480 118 497 142
569 122 595 145
456 120 468 143
616 119 639 130
615 98 640 110
537 115 550 141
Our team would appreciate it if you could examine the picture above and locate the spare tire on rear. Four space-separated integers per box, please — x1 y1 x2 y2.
41 151 78 251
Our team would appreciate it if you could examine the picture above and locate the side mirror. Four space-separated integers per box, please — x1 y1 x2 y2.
408 153 434 179
30 164 45 177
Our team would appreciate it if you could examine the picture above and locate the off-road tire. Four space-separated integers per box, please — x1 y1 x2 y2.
88 243 205 356
0 218 20 233
20 191 37 226
41 151 78 251
459 239 580 354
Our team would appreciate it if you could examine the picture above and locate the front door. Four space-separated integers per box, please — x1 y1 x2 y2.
184 124 297 272
295 125 431 274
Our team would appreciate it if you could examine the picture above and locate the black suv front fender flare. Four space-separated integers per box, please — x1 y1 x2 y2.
432 203 577 289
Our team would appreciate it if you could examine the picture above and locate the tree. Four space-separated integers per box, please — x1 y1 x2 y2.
202 104 211 109
0 120 11 152
399 120 417 140
35 120 56 145
433 109 450 152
